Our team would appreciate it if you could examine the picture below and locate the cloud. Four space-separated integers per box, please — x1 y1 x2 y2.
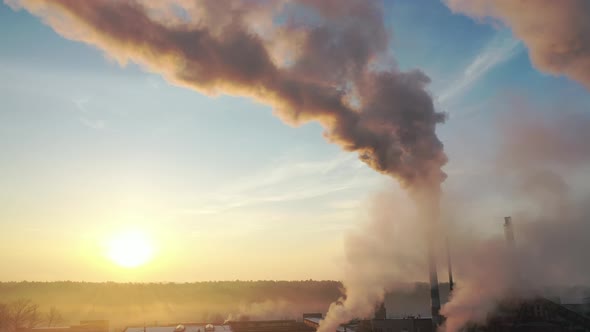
78 117 106 130
437 31 521 105
496 104 590 170
440 102 590 332
72 98 107 130
177 152 379 215
445 0 590 90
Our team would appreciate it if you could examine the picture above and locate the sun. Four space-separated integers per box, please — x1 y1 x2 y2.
107 229 154 268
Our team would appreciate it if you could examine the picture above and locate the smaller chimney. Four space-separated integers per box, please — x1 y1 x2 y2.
503 216 523 287
374 302 386 320
504 216 515 248
446 237 454 292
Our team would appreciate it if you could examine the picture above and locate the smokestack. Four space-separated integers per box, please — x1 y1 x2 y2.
428 242 442 327
504 216 515 248
503 216 522 287
446 237 454 292
374 302 386 320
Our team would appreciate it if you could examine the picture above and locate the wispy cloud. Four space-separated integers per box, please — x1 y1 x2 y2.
78 117 106 130
437 31 522 106
176 152 380 215
72 97 107 130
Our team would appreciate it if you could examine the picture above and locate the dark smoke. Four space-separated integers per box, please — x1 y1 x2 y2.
8 0 447 191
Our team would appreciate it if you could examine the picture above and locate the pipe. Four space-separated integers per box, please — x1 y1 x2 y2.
428 241 442 326
504 216 515 248
446 236 454 292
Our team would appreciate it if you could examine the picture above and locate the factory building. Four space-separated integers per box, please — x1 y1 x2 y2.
124 216 590 332
464 297 590 332
28 320 109 332
302 307 433 332
124 320 314 332
357 317 432 332
119 297 590 332
229 320 315 332
563 295 590 318
302 315 356 332
125 323 231 332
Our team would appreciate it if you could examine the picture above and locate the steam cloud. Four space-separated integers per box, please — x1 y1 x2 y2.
440 105 590 331
6 1 447 332
322 191 428 330
445 0 590 89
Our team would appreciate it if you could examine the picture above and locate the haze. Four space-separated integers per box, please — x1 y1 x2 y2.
1 1 590 331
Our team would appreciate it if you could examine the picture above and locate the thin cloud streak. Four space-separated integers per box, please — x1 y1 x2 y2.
72 98 107 130
445 0 590 90
177 152 380 216
437 31 521 105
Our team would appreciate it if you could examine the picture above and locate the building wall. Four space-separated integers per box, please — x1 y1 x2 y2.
358 319 433 332
229 320 314 332
30 321 109 332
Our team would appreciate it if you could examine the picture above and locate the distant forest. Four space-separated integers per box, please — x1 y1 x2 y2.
0 281 452 329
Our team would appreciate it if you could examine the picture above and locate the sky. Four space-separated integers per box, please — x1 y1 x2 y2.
0 0 589 282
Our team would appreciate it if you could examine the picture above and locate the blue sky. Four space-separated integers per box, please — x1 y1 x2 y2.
0 0 588 281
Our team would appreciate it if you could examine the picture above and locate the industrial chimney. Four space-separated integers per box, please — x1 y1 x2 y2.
504 216 515 248
503 216 522 287
446 237 454 292
428 243 442 326
374 302 386 320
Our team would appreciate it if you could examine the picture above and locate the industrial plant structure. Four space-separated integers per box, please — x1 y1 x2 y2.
78 217 590 332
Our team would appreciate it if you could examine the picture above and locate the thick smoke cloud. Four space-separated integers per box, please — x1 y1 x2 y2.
440 105 590 332
7 0 447 192
445 0 590 90
321 191 428 330
6 1 447 331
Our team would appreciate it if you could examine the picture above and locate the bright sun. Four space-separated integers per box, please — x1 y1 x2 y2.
107 230 154 268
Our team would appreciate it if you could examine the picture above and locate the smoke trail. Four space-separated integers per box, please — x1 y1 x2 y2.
7 0 447 190
444 0 590 90
7 0 448 330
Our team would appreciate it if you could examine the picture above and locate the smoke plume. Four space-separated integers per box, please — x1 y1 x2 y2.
7 0 447 191
321 191 428 329
6 1 448 331
444 0 590 90
440 105 590 331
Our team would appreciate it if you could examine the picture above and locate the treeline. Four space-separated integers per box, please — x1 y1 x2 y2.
0 281 455 329
0 281 342 328
0 280 341 307
0 299 65 332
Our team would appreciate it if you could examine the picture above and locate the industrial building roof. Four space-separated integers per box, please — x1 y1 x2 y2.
303 317 349 332
125 325 231 332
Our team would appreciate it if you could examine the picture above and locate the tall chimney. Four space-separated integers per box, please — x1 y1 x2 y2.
428 242 442 326
504 216 515 248
446 236 454 292
503 216 522 287
374 302 386 320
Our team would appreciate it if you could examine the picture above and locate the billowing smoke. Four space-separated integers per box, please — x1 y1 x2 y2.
321 191 428 330
444 0 590 89
7 0 446 190
7 1 447 331
440 105 590 332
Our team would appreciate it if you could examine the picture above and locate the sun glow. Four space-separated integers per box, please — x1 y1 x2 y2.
107 229 154 268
